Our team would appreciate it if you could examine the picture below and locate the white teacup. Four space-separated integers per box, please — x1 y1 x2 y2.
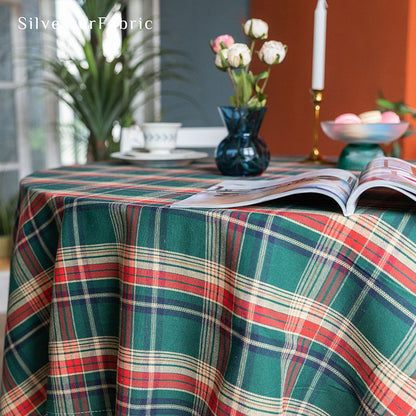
140 122 182 154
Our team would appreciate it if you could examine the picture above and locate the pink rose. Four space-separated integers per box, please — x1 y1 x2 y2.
211 34 235 53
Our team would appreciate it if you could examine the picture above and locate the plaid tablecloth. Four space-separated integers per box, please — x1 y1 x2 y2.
1 157 416 416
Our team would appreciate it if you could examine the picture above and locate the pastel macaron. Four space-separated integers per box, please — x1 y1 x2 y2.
334 113 362 124
381 111 400 123
359 110 382 123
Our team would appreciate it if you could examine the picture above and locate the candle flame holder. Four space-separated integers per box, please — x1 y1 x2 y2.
304 88 327 164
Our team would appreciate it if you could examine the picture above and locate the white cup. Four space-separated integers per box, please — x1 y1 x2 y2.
140 122 182 154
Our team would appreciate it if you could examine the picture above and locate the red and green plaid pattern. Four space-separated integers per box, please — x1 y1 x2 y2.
1 157 416 415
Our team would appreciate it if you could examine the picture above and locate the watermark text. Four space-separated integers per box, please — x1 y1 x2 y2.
17 16 153 31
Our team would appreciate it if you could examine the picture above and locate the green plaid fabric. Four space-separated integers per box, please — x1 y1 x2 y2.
1 157 416 416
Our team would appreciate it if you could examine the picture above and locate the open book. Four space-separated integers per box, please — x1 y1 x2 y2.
172 157 416 216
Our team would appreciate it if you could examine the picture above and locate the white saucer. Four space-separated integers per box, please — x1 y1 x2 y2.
111 149 209 167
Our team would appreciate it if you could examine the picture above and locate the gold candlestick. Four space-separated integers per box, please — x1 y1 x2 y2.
305 89 326 163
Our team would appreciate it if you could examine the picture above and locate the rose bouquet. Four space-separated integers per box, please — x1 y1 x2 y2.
210 18 287 107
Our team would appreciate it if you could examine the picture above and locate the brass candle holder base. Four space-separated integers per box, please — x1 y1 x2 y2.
308 146 325 163
304 89 328 164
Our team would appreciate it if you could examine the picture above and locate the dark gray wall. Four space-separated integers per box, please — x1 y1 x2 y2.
160 0 249 127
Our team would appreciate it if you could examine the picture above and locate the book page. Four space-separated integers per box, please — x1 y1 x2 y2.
346 157 416 215
358 157 416 188
172 169 357 214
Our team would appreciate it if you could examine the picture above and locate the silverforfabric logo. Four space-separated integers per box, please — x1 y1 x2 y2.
17 16 153 31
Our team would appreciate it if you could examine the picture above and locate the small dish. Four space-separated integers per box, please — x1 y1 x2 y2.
321 121 409 170
111 149 209 168
321 121 409 144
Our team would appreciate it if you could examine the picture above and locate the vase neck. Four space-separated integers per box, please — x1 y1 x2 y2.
219 106 267 136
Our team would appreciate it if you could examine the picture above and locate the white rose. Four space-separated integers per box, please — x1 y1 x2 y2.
259 40 287 65
227 43 251 68
243 18 268 40
215 49 229 70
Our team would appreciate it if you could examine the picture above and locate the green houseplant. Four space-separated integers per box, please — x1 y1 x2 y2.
376 94 416 157
43 0 178 161
0 196 17 260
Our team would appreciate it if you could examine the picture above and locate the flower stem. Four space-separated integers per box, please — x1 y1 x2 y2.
227 68 239 106
245 39 256 74
227 68 237 88
260 65 272 94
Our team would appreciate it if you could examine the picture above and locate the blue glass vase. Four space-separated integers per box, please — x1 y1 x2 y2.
215 106 270 176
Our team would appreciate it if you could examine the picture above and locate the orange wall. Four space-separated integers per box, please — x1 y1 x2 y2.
403 0 416 159
251 0 409 157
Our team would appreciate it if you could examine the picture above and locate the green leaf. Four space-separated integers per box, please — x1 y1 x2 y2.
233 71 253 106
376 98 395 110
254 71 269 93
248 92 267 107
247 71 255 86
247 96 260 107
242 73 252 104
255 71 269 83
0 194 18 235
229 95 238 107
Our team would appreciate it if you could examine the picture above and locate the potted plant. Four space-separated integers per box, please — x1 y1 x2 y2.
210 19 287 176
0 196 17 261
376 94 416 157
42 0 182 161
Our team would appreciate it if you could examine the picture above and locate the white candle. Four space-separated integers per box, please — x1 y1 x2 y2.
312 0 328 90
